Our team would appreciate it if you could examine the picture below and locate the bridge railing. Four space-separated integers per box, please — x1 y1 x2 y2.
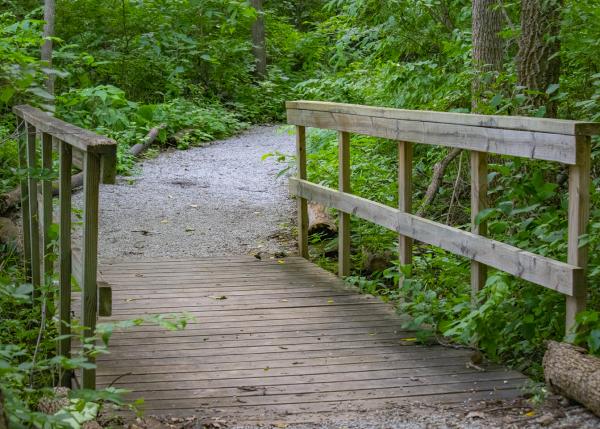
13 105 117 389
287 100 600 333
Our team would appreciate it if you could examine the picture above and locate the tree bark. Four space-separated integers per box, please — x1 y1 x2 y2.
517 0 563 118
251 0 267 78
543 341 600 417
472 0 504 110
41 0 56 96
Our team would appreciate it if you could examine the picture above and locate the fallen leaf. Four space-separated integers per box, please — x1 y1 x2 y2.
160 219 169 224
209 295 227 300
185 227 195 232
466 411 486 419
525 411 536 417
400 337 417 342
274 424 288 428
281 299 288 302
263 366 270 371
277 259 285 264
190 204 198 208
327 299 334 304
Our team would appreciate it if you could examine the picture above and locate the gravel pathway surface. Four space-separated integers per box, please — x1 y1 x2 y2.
87 126 295 261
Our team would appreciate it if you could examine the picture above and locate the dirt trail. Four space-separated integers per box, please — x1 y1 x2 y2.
86 126 295 261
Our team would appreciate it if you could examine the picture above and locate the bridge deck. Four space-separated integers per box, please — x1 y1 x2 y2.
96 256 526 422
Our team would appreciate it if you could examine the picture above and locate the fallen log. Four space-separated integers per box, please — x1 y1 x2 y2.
543 340 600 417
307 202 337 237
0 125 165 215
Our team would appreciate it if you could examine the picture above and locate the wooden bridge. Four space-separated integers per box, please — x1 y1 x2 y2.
13 102 600 421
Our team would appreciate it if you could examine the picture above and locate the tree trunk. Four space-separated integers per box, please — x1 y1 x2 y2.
251 0 267 79
471 0 504 110
517 0 563 118
543 341 600 417
41 0 56 96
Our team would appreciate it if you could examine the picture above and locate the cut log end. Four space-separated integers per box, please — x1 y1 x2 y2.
543 340 600 417
307 202 337 237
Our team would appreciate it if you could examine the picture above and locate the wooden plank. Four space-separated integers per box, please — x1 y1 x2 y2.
287 108 580 164
17 119 32 278
398 141 412 266
13 105 116 154
97 351 474 376
41 133 53 280
290 178 581 295
566 136 591 332
81 152 101 389
132 379 525 410
286 100 600 136
338 131 351 277
26 123 41 292
58 141 72 387
470 151 487 302
296 125 309 258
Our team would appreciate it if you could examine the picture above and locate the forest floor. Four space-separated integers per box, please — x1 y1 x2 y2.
84 127 599 429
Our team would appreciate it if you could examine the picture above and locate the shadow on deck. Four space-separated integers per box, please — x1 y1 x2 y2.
96 256 526 422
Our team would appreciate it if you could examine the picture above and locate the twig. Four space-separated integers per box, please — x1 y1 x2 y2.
108 372 133 388
30 292 48 387
446 151 463 225
416 147 462 217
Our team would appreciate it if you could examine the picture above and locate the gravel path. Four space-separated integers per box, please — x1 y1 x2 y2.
90 126 295 261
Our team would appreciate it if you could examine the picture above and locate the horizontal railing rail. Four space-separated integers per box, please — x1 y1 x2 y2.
287 100 599 333
13 105 117 389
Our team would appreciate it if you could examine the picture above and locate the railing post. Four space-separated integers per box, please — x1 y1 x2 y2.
338 131 351 277
26 123 41 294
398 141 413 267
81 152 101 389
566 136 591 334
470 151 488 303
17 119 32 278
296 125 309 259
58 141 72 387
41 133 54 280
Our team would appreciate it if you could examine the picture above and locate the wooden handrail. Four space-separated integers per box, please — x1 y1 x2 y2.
14 106 117 390
287 100 598 333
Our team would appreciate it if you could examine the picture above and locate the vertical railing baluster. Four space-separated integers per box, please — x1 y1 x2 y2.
26 123 41 293
470 151 488 303
338 131 351 277
58 141 72 387
566 136 591 334
398 141 413 268
296 125 309 259
81 152 101 390
41 133 54 280
17 119 32 278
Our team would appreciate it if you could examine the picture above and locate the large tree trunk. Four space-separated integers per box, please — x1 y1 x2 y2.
543 341 600 417
517 0 563 118
41 0 56 96
251 0 267 79
471 0 504 110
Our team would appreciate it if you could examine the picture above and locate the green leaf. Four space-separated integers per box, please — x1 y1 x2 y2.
546 83 560 95
588 330 600 353
474 208 498 225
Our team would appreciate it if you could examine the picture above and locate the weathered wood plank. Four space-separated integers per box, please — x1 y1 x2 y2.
41 133 53 280
296 125 309 258
81 152 101 389
286 100 600 136
58 141 72 387
470 151 487 302
17 119 32 278
290 178 581 295
287 108 580 164
398 141 412 266
566 136 592 332
13 105 116 154
338 131 351 276
26 123 41 291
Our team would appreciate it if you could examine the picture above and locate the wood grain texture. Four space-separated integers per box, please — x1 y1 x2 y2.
58 141 72 387
296 126 309 259
26 123 41 291
470 151 487 302
398 141 413 266
566 136 591 332
95 256 526 419
290 178 581 295
286 100 600 136
338 131 351 277
81 152 101 389
13 105 116 154
41 133 53 279
287 107 581 164
17 119 32 278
